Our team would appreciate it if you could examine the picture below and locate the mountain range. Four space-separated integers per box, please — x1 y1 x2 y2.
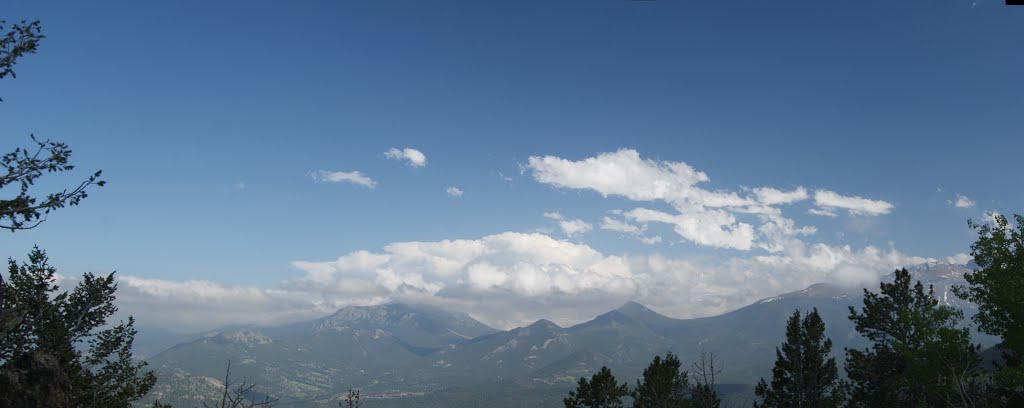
139 261 999 407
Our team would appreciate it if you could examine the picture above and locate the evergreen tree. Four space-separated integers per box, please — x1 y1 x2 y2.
754 308 844 408
0 248 155 407
953 213 1024 397
564 366 629 408
633 352 690 408
846 268 980 407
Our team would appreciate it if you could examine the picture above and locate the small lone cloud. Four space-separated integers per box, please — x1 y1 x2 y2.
446 187 464 197
309 170 377 188
385 148 427 167
234 182 247 191
498 172 513 184
948 194 975 208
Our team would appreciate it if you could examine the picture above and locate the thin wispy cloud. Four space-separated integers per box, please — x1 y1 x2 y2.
309 170 377 188
808 208 838 218
601 216 661 245
385 147 427 167
812 190 893 216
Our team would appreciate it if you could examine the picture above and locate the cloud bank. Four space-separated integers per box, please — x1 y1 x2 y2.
114 231 941 332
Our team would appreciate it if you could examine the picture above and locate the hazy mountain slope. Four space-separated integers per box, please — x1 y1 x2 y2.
139 262 999 407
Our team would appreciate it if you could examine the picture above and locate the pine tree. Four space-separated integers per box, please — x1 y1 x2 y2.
953 213 1024 397
846 268 980 407
0 247 155 407
633 352 690 408
564 366 629 408
755 308 844 408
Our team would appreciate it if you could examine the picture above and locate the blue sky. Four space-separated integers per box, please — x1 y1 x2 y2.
2 0 1022 330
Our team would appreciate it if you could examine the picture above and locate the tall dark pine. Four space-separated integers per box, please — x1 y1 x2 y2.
754 308 844 408
632 352 690 408
845 268 980 408
564 366 629 408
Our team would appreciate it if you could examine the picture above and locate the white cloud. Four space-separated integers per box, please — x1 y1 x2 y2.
527 149 750 207
234 182 246 191
524 150 832 251
543 212 590 237
446 187 464 197
600 216 663 245
813 190 893 216
949 194 975 208
808 208 838 218
600 216 644 235
945 253 972 264
310 170 377 188
111 230 952 331
385 147 427 167
526 149 767 250
558 219 593 237
640 236 662 245
625 207 756 250
114 276 331 333
752 187 808 205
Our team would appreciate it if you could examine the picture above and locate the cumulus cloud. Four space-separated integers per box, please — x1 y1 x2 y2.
527 149 750 207
385 147 427 167
813 190 893 216
624 207 756 250
527 149 769 250
446 187 464 197
310 170 377 188
948 194 975 208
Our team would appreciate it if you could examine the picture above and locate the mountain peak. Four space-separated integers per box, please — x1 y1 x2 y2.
527 319 561 330
616 301 651 313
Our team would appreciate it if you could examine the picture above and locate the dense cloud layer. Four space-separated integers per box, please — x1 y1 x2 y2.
113 231 951 332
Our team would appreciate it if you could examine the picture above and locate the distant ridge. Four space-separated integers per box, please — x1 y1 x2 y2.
144 261 998 408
